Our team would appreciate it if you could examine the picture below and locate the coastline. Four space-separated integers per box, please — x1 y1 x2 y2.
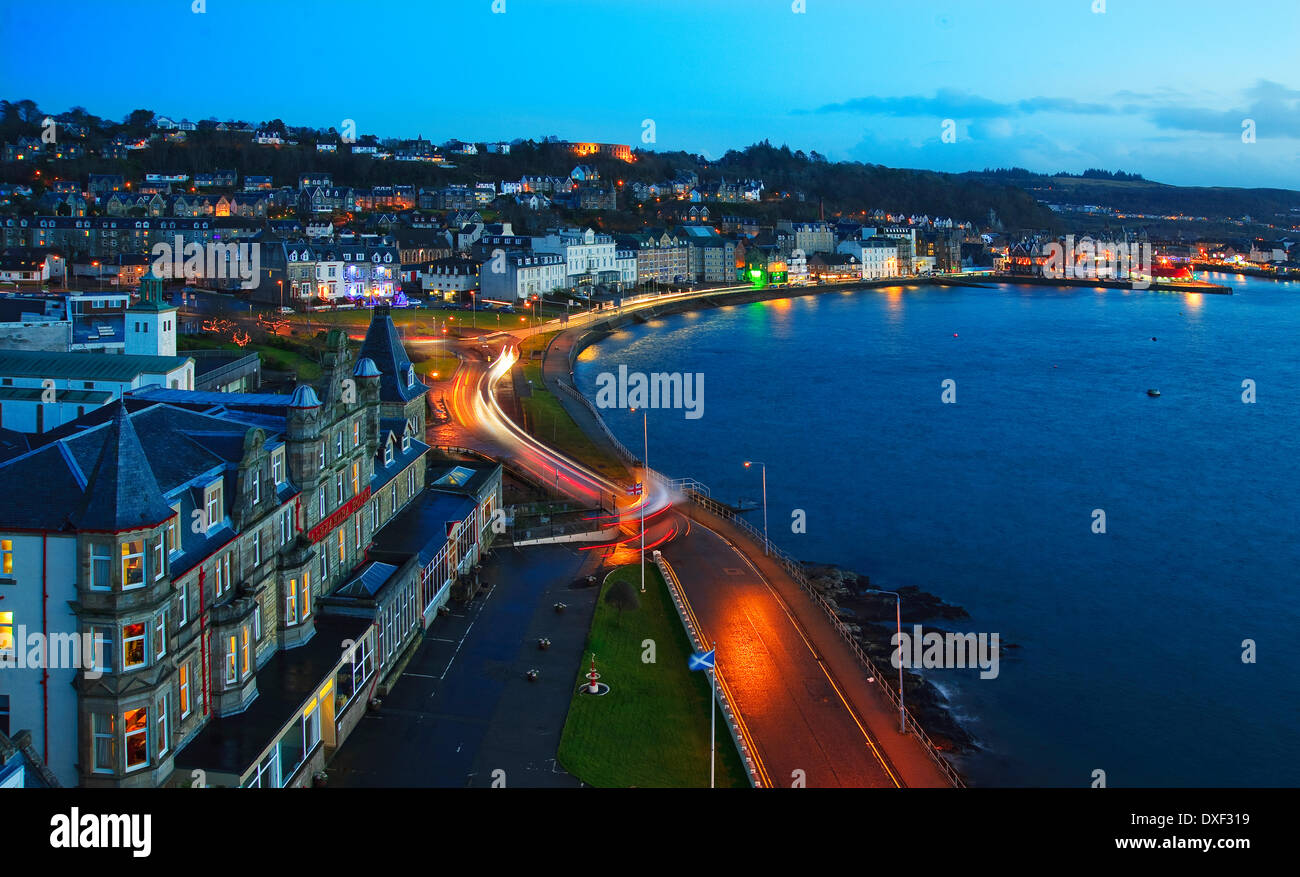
531 287 990 773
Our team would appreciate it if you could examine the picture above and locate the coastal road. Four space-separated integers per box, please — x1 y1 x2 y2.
443 335 928 787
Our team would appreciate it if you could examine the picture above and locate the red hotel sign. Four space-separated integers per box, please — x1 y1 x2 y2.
307 487 371 543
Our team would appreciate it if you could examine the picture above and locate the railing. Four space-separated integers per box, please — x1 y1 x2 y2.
653 554 763 789
670 481 967 788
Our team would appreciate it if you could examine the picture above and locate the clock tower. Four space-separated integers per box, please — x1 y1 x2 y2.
125 269 178 357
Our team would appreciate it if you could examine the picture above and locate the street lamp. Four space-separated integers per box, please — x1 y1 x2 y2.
742 460 768 556
864 589 906 734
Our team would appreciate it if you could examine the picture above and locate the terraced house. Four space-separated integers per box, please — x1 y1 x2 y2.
0 306 437 787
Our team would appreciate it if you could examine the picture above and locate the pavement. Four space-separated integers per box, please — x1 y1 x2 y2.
326 543 605 788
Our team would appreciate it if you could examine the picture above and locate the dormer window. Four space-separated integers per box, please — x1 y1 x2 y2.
401 432 411 453
204 482 222 530
384 443 393 467
271 449 285 484
406 366 415 388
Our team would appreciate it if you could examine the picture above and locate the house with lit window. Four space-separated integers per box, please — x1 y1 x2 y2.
0 307 431 788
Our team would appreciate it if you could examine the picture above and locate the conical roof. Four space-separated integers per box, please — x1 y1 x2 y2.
359 304 424 402
73 401 175 531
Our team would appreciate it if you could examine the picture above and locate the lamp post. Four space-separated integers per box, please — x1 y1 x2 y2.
864 589 905 734
742 460 768 556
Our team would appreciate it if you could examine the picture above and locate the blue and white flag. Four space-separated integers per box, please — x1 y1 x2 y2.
688 649 715 671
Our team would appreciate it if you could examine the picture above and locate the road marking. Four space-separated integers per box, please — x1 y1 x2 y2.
439 585 496 680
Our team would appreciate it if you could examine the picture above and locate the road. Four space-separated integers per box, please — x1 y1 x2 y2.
442 329 945 787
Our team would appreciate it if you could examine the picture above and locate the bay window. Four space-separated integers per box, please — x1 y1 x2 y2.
225 634 237 683
124 707 148 770
122 622 146 669
90 543 111 590
92 713 115 773
121 541 145 589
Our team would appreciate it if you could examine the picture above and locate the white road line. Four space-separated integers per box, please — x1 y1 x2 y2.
439 584 497 680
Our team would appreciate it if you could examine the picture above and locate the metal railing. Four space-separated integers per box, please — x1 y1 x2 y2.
671 483 967 788
653 553 763 789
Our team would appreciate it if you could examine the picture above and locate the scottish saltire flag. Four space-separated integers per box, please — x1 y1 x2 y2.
688 649 715 671
627 482 643 496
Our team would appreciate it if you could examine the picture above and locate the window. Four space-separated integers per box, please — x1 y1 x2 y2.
286 578 298 625
1 539 11 576
371 499 379 530
0 611 12 655
402 431 411 452
241 626 250 676
271 449 284 484
319 550 328 581
281 508 292 545
124 707 148 770
302 571 311 619
121 541 145 589
153 610 166 660
177 582 188 626
351 461 360 496
215 553 231 596
91 626 112 674
91 543 111 589
337 532 345 565
249 469 260 504
225 634 237 683
318 488 326 520
336 473 345 504
253 598 262 642
352 420 360 447
165 508 179 554
407 468 416 497
153 535 165 580
384 444 393 466
156 694 169 757
123 622 146 669
251 530 262 568
335 431 343 456
204 484 221 529
179 664 190 718
354 515 361 552
92 713 115 772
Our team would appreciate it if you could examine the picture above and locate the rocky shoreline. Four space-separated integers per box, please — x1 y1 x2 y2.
802 562 1012 755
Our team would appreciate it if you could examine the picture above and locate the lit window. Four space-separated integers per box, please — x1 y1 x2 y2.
337 533 345 564
179 664 190 717
121 541 145 589
0 539 11 576
351 461 360 496
225 635 237 683
123 622 146 669
124 707 148 770
0 611 12 654
302 571 311 619
241 626 250 675
352 421 359 447
286 578 298 625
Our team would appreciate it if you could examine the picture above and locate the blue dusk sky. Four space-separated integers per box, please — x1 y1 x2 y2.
2 0 1297 189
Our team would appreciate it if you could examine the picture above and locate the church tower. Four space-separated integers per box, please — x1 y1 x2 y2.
125 269 178 357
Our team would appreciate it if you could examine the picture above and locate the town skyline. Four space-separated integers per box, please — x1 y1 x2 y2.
2 0 1298 190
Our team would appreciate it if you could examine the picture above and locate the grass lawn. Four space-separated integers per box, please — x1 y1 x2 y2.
412 349 461 382
517 329 559 385
557 564 749 788
180 336 322 380
520 388 627 482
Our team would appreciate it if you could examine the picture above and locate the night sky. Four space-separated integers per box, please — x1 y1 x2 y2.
2 0 1297 188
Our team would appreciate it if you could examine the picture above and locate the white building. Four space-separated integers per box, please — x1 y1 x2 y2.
480 252 566 303
0 349 194 433
535 227 618 289
837 238 900 280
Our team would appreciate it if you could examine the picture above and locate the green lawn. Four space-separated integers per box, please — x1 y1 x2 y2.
180 336 322 380
557 564 749 788
520 388 627 482
412 350 461 382
518 329 560 385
